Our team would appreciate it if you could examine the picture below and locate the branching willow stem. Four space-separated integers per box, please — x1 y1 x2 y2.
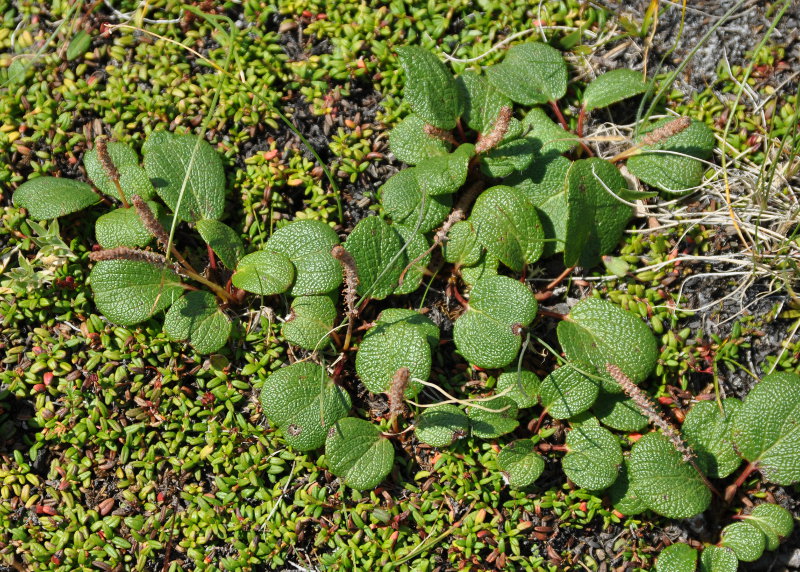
407 378 514 413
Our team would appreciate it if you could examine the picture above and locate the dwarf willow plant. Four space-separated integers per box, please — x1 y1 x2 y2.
12 41 797 566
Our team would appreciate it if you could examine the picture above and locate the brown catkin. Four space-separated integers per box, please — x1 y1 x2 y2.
604 363 695 461
89 247 171 270
131 195 170 248
331 245 359 316
640 116 692 147
95 137 120 182
422 124 459 146
388 367 410 419
474 106 512 154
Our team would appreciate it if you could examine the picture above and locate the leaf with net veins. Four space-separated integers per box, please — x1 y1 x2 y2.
459 249 499 286
232 250 295 296
521 108 579 154
95 202 164 249
562 423 622 490
393 224 431 295
281 293 338 351
196 219 245 269
626 117 714 194
343 216 405 300
683 399 742 479
557 297 657 394
731 372 800 485
656 543 698 572
13 177 100 220
388 114 450 165
468 396 519 439
396 46 463 130
443 220 483 267
89 259 183 326
326 418 395 490
498 440 545 489
356 321 431 397
266 220 342 296
593 390 649 432
457 70 512 134
497 370 540 409
480 138 536 178
470 185 544 272
415 404 469 447
414 147 472 196
163 291 231 354
118 164 156 200
540 365 600 419
699 546 738 572
741 503 794 551
720 521 766 562
259 362 351 452
486 42 567 105
380 168 452 233
453 275 537 368
84 141 139 201
143 131 226 221
374 308 440 348
629 432 711 519
582 69 647 112
607 457 646 516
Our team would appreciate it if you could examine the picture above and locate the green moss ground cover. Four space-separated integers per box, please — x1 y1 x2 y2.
1 0 799 570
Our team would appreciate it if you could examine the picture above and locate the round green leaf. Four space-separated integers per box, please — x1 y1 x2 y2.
457 70 512 134
260 362 351 452
118 164 156 200
232 250 295 295
396 46 463 130
629 432 711 519
84 142 139 201
415 148 471 196
13 177 100 220
89 259 183 325
564 158 633 269
325 418 395 490
163 291 231 354
656 543 698 572
562 424 622 490
265 220 342 296
380 169 452 233
682 399 742 479
374 308 440 347
343 216 405 300
627 117 715 194
95 204 161 249
459 250 499 286
443 221 482 267
720 521 766 562
498 439 545 489
143 131 226 221
281 294 338 351
497 370 540 409
470 185 544 272
592 390 649 432
520 108 579 154
480 138 536 178
540 366 600 420
453 275 538 369
731 372 800 485
557 297 658 393
388 114 450 165
356 321 431 397
742 503 794 551
486 42 567 105
699 546 738 572
582 69 648 112
393 224 430 296
196 219 245 269
607 458 646 516
468 396 519 439
415 404 469 448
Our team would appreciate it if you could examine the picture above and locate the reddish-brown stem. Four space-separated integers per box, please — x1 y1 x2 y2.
549 100 569 130
207 243 217 271
531 408 549 435
725 461 758 502
545 266 575 291
577 106 586 138
539 309 567 320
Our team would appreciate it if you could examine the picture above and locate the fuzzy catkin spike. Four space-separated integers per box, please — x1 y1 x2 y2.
604 363 695 462
88 246 171 270
388 367 410 419
475 106 512 154
331 245 358 316
640 116 692 147
95 136 120 183
423 124 459 146
131 195 170 249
